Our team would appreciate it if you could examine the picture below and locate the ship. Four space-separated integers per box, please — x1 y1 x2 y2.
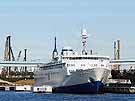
33 28 111 94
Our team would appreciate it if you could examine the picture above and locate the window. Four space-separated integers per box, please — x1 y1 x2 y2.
101 64 104 67
81 64 85 66
67 64 75 67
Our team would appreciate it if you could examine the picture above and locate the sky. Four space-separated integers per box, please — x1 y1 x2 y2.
0 0 135 61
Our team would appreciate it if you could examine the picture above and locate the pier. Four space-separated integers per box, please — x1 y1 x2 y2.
104 86 135 94
105 59 135 93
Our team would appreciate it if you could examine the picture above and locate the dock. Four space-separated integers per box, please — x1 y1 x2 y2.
0 85 32 92
104 79 135 94
0 79 34 92
104 86 135 94
0 86 15 91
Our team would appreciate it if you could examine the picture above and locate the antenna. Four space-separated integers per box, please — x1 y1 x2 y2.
81 27 88 55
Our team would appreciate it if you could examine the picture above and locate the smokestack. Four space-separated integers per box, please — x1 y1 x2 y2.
117 40 120 60
114 41 116 60
116 40 120 70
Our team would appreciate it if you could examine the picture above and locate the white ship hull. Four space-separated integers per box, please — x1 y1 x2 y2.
34 66 110 93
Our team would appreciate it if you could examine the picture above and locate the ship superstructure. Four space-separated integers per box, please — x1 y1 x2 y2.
34 28 111 93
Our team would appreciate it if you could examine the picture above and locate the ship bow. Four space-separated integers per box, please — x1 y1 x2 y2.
53 81 104 94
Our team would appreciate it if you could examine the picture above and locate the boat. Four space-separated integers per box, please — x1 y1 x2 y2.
33 28 111 94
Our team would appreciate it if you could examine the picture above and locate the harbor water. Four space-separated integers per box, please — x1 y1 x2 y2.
0 92 135 101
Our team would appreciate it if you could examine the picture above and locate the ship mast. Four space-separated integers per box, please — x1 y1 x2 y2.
52 36 58 61
81 27 88 55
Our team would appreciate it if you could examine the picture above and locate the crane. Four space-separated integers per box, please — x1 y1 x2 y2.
17 51 21 61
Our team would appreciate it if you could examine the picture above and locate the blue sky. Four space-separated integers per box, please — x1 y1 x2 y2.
0 0 135 61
